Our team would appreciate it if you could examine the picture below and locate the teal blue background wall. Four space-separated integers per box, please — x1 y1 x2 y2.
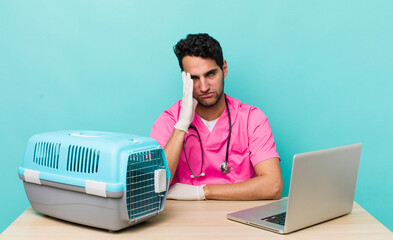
1 0 392 233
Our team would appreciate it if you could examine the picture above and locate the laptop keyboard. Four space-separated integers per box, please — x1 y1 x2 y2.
261 212 286 226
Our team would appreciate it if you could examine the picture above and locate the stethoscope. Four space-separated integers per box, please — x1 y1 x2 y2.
183 96 232 178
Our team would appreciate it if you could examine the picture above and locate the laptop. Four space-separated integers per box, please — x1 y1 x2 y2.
227 143 362 234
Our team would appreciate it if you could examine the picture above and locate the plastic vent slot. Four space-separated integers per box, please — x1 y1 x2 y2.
66 145 100 173
126 150 164 221
33 142 61 169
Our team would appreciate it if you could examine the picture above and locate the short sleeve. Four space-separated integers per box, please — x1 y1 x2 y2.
248 108 280 166
150 109 177 149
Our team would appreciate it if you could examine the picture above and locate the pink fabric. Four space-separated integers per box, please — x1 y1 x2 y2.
150 95 279 186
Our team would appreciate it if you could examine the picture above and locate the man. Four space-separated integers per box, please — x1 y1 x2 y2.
150 33 282 200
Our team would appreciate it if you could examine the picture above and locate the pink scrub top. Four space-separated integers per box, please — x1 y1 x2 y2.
150 95 279 186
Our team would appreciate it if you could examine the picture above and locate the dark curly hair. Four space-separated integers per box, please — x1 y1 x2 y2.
174 33 224 71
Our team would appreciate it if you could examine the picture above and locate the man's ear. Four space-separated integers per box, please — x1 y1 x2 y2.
222 60 228 78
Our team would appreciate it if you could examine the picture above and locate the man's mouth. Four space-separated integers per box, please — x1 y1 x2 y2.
199 92 215 99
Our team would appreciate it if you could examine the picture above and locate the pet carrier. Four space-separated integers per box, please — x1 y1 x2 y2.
18 130 170 231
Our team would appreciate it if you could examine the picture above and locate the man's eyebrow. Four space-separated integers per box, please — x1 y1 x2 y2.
190 68 218 79
204 68 218 76
190 74 199 79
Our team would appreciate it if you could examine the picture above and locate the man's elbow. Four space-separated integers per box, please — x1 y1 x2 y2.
268 181 283 200
271 186 283 200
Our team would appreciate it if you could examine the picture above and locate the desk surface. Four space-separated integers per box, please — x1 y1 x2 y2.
1 200 391 240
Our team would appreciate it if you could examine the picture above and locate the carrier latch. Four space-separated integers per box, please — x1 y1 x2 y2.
154 169 167 193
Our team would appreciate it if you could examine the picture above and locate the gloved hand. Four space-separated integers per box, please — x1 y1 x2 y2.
174 72 198 132
167 183 206 200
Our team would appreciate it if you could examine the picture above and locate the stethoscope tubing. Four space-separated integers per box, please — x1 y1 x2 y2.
183 95 232 178
183 125 204 178
224 96 231 168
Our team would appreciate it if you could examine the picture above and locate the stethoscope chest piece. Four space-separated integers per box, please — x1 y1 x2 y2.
220 161 231 174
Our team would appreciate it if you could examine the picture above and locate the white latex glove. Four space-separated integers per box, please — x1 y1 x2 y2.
174 72 198 132
167 183 206 200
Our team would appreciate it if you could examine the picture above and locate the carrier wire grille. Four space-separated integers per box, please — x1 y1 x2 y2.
126 149 164 221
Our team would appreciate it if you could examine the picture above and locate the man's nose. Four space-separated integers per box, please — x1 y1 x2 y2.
200 77 209 92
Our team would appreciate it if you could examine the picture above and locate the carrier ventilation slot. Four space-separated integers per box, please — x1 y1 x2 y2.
66 145 100 173
33 142 61 169
126 149 164 221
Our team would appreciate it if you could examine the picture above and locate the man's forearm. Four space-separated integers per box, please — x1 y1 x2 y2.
203 158 283 200
164 128 186 183
203 176 282 200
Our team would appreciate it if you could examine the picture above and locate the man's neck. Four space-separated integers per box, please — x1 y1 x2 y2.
196 94 226 121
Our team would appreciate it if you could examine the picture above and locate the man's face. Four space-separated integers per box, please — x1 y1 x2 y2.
182 56 227 108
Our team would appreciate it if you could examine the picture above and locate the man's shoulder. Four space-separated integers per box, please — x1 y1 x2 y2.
151 100 182 127
161 100 182 117
150 100 181 140
228 95 265 117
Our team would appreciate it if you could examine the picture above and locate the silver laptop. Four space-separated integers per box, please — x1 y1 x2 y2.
227 143 362 234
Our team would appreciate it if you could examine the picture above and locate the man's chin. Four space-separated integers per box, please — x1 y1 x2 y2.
196 98 218 108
